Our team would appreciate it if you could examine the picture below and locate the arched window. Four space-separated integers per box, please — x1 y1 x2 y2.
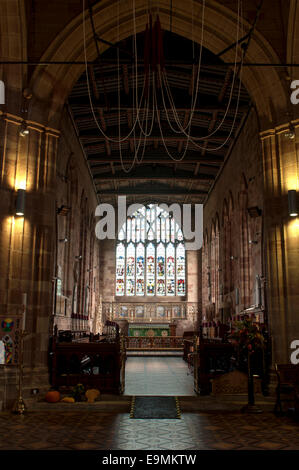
116 204 186 297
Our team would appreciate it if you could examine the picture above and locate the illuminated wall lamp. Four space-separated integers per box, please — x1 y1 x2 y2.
15 189 26 216
288 190 298 217
19 122 29 137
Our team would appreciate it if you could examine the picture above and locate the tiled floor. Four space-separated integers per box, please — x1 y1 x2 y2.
1 409 299 450
124 357 195 396
2 357 299 451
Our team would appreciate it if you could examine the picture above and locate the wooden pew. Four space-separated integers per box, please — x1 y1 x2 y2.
50 334 123 394
195 339 234 395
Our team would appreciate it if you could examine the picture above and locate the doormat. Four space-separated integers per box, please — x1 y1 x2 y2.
130 396 181 419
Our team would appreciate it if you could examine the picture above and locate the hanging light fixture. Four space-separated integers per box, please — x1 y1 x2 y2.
288 190 298 217
83 0 244 172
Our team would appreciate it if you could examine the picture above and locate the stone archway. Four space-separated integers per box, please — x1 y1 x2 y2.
1 0 298 398
29 0 289 129
0 0 27 108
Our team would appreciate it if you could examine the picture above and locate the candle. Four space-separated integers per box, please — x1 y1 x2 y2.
22 293 27 330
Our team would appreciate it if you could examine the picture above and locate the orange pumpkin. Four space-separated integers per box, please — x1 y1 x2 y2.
45 390 60 403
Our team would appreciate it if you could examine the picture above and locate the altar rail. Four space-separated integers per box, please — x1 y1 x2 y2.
125 336 184 350
103 301 199 322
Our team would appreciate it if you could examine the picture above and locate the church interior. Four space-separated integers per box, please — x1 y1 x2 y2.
1 0 299 453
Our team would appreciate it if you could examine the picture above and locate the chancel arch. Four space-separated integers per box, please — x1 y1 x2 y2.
29 0 289 129
2 0 299 415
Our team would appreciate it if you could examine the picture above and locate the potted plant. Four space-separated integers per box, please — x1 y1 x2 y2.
229 317 266 413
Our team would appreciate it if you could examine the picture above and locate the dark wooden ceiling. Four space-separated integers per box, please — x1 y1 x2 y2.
68 30 251 205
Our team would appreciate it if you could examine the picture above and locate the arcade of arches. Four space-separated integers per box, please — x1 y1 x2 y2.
1 0 299 427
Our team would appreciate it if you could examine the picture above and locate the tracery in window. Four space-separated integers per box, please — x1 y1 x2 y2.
115 204 186 297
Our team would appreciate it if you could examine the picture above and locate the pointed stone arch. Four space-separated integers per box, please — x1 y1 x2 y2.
0 0 27 111
29 0 289 128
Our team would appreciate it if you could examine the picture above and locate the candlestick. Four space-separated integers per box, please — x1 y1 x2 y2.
12 330 28 415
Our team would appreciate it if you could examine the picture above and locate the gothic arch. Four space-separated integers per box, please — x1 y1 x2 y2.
215 212 220 234
222 198 229 227
115 204 186 297
238 174 252 307
0 0 27 107
29 0 289 128
210 216 220 314
222 198 233 293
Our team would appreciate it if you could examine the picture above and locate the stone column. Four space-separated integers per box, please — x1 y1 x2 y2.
0 112 59 408
261 119 299 364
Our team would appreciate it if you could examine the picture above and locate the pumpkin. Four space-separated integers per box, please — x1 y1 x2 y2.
45 390 60 403
85 388 100 403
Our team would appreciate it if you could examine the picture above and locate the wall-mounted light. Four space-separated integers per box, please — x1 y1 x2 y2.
59 237 68 243
19 121 29 137
249 240 258 245
75 255 82 260
288 190 298 217
284 124 295 140
15 189 26 216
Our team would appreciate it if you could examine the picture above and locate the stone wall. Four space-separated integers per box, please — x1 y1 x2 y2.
52 107 101 334
202 110 264 320
98 232 200 334
0 106 101 409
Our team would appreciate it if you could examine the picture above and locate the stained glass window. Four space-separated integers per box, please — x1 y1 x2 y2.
166 243 175 295
146 243 155 295
115 204 186 297
176 243 186 295
136 243 145 295
156 243 165 295
116 243 125 296
126 243 135 296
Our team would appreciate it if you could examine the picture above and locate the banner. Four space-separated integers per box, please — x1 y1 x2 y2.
0 315 22 365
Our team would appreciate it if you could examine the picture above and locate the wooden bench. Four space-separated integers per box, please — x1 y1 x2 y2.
194 339 234 395
50 336 123 394
274 363 299 415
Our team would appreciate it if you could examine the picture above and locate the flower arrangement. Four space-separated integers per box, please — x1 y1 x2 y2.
229 317 267 411
229 317 265 354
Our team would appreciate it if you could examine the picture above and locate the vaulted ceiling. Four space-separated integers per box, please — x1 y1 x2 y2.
68 30 252 205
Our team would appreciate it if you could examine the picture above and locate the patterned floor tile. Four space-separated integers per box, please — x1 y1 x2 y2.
1 408 299 450
125 357 195 396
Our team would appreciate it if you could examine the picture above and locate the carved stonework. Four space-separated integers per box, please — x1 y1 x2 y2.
211 370 261 395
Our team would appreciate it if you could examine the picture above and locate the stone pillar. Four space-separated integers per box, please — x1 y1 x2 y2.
0 112 59 408
261 119 299 364
186 249 199 303
176 249 199 333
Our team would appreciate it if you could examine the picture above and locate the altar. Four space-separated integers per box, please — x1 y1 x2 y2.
129 323 170 337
